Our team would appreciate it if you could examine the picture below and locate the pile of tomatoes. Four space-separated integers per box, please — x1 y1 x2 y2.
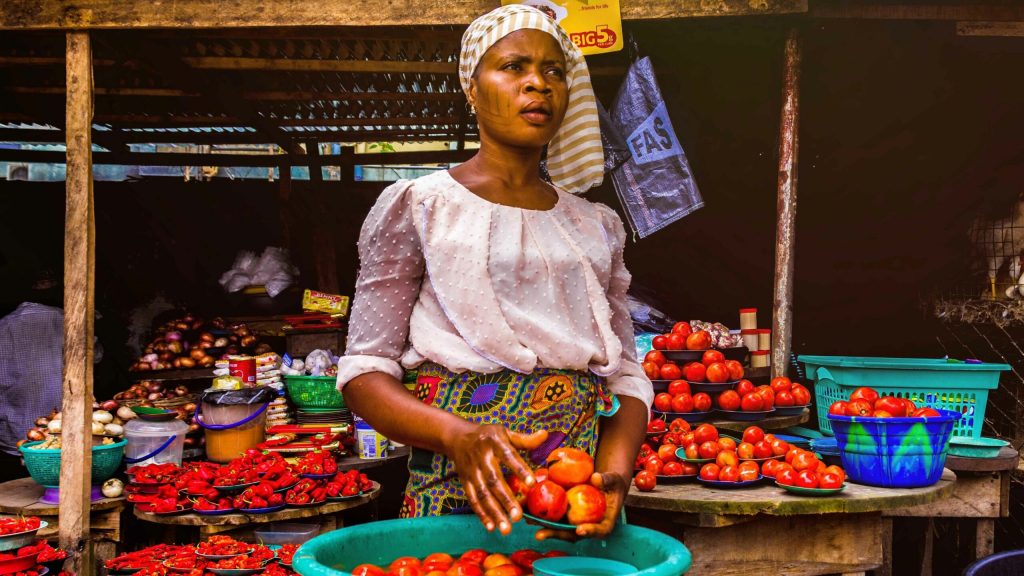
351 548 568 576
829 386 941 419
651 380 712 415
507 448 606 526
769 447 847 490
650 321 712 352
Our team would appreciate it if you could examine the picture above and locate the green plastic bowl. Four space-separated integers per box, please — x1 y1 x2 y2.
19 438 127 487
947 436 1009 458
293 515 691 576
533 557 638 576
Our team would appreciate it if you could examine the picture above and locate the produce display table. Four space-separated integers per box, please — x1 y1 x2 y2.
0 477 126 562
134 483 381 538
709 408 809 433
880 446 1020 576
624 469 956 576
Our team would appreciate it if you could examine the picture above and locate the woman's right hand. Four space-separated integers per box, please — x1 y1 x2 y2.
448 425 548 536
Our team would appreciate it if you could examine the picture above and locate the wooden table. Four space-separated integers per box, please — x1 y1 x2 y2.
134 483 381 538
625 469 956 576
0 477 126 563
880 446 1020 576
710 409 809 433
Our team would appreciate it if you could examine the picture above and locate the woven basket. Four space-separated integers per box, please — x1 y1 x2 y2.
19 438 126 487
284 376 345 409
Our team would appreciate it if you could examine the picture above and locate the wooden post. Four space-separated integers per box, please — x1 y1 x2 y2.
771 27 801 378
278 164 292 250
61 31 95 575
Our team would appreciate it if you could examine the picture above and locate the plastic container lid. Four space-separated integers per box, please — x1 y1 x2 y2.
740 329 758 334
254 522 321 546
739 308 758 313
756 329 772 334
125 417 188 436
751 350 769 355
202 387 276 406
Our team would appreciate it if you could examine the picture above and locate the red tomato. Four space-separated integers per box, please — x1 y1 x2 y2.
823 465 846 484
390 558 422 570
724 360 744 381
761 458 780 478
693 424 719 444
717 390 741 411
738 461 760 481
701 350 725 366
828 401 849 416
682 444 699 460
679 432 696 449
644 350 666 367
705 362 730 384
682 362 706 383
769 377 792 393
668 380 691 396
756 386 775 409
681 462 699 475
633 470 656 491
698 441 721 459
735 379 755 397
546 447 595 488
425 554 454 566
776 468 798 486
671 322 692 336
352 565 386 576
692 393 713 412
699 463 720 481
901 398 917 414
740 392 764 412
507 474 531 504
525 481 568 522
648 419 667 433
668 418 690 434
447 562 484 576
651 335 668 350
819 472 843 489
752 440 773 459
644 456 664 475
642 362 660 380
565 484 606 525
717 437 737 452
686 330 712 350
533 468 548 485
653 393 672 413
792 451 819 472
666 333 686 351
784 447 800 464
849 386 880 406
742 426 765 445
718 465 740 482
769 438 790 457
662 432 681 446
846 400 873 417
790 384 811 406
912 407 942 418
657 444 679 463
796 470 820 489
662 461 683 476
658 363 681 381
872 410 893 418
775 390 795 407
389 566 422 576
509 550 541 570
737 442 755 460
671 393 694 413
874 396 905 417
715 450 738 468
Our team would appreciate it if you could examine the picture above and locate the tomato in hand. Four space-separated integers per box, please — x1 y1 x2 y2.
742 426 765 445
634 470 656 491
795 470 819 489
692 393 712 412
644 350 666 367
652 335 668 350
683 362 706 383
525 481 568 522
701 350 725 366
849 386 880 406
671 393 694 413
667 380 690 396
546 447 594 488
705 362 731 383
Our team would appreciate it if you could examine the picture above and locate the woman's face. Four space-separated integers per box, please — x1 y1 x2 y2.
468 29 569 150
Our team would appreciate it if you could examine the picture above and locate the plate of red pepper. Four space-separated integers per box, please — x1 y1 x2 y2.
231 482 285 512
0 542 43 574
126 463 182 485
294 450 337 478
324 470 376 501
192 496 236 516
284 478 326 507
105 544 189 574
162 554 207 574
275 545 298 567
196 536 252 560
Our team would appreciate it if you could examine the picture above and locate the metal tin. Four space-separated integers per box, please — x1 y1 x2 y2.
228 355 257 386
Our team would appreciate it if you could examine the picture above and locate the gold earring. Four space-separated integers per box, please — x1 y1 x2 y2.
470 103 476 115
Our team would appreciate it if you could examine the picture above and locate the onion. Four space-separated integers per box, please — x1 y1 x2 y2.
188 423 201 434
198 341 213 350
200 332 215 343
142 353 158 363
174 385 189 397
147 392 162 401
47 420 62 434
101 400 119 412
121 390 138 400
199 356 215 368
146 381 164 393
167 341 183 355
92 410 113 424
92 421 106 435
240 335 257 348
104 423 123 436
158 351 175 362
172 358 183 369
183 437 197 448
183 402 197 413
165 331 182 342
154 342 168 353
35 417 49 427
179 357 196 368
140 401 154 408
214 337 229 347
27 429 45 441
117 406 136 421
190 349 207 361
102 478 124 498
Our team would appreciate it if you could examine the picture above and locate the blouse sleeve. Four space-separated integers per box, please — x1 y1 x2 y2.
595 205 654 410
336 180 425 390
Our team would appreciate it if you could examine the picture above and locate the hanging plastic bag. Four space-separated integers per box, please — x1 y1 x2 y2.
610 56 703 239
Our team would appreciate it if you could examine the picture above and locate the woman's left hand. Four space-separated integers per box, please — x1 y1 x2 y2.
534 471 628 541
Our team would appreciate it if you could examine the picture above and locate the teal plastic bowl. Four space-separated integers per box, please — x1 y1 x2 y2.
19 438 127 487
534 556 638 576
948 436 1009 458
293 516 691 576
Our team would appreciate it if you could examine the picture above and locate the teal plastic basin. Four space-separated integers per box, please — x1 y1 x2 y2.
534 556 638 576
293 516 691 576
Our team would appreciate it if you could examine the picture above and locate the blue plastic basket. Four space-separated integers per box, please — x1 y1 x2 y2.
293 515 691 576
800 355 1008 437
19 438 127 487
828 408 960 488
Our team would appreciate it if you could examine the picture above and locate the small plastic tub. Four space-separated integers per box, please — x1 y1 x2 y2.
254 522 320 545
533 556 638 576
948 436 1009 459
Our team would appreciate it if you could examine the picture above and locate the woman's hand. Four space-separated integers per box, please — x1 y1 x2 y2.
534 471 629 541
449 425 548 536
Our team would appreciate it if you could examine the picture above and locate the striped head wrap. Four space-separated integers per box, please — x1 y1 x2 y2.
459 4 605 194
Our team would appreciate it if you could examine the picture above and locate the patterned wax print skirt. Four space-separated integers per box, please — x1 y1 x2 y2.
400 362 616 518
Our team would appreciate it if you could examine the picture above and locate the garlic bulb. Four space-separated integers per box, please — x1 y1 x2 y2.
104 423 124 437
92 410 113 424
102 478 124 498
92 421 106 435
47 420 62 434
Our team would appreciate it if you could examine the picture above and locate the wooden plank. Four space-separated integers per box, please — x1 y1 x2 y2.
183 56 456 74
772 27 801 378
878 517 894 576
0 147 475 167
59 30 95 576
810 3 1024 21
0 0 806 30
0 478 124 515
709 409 808 433
885 472 1001 518
976 519 996 559
945 446 1019 472
957 21 1024 37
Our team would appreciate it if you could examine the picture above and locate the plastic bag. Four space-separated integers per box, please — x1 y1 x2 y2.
218 247 299 297
304 349 334 377
610 56 703 239
201 386 276 406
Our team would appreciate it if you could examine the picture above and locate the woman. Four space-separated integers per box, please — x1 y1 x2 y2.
337 5 652 539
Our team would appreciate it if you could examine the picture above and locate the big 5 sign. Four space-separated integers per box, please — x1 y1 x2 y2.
502 0 624 55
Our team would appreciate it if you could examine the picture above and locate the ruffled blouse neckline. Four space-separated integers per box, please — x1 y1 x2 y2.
441 170 562 213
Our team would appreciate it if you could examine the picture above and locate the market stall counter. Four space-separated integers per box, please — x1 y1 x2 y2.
624 468 956 576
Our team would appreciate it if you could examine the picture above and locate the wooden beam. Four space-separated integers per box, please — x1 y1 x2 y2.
957 21 1024 36
0 127 472 145
60 30 94 576
0 147 475 166
182 56 456 74
0 0 806 29
771 27 801 379
809 3 1024 21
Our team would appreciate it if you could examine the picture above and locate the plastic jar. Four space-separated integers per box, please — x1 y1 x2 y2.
740 329 758 351
757 328 772 351
124 417 188 467
751 350 770 368
354 418 387 460
739 308 758 331
196 387 274 463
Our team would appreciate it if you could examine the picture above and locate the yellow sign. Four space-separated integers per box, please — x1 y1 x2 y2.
501 0 623 56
